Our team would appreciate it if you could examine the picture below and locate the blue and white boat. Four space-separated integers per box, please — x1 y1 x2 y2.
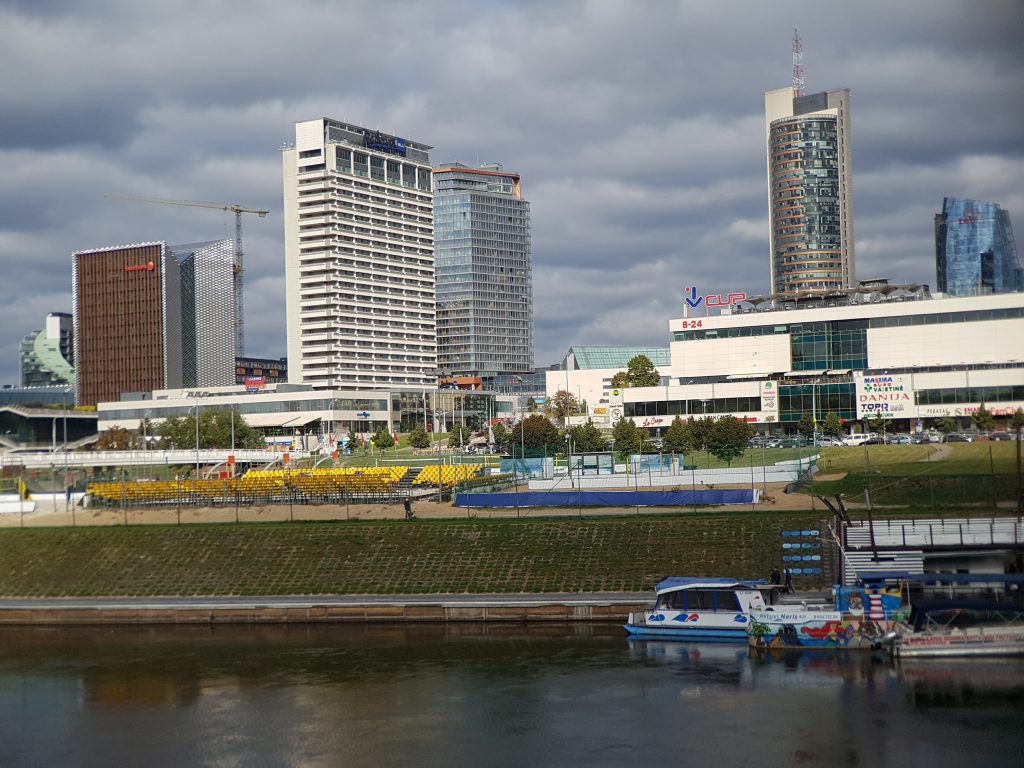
625 577 779 641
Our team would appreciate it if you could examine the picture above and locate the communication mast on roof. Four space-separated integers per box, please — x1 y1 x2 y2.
792 27 805 98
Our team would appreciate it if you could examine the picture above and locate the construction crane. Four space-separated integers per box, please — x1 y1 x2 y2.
105 194 269 356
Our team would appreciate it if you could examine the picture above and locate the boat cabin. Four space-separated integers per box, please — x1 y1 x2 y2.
653 577 777 612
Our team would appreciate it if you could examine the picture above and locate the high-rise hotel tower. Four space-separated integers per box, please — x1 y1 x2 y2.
764 87 854 294
282 118 437 389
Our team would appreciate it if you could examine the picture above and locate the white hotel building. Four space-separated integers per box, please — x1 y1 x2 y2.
282 118 437 390
552 285 1024 434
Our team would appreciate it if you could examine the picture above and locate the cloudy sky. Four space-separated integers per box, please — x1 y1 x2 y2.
2 0 1022 386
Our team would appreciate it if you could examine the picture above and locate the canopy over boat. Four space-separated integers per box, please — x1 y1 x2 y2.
655 577 768 593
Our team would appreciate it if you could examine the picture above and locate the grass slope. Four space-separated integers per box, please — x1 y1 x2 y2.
0 513 828 598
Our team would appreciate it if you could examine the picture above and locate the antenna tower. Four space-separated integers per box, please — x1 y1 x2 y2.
792 27 805 97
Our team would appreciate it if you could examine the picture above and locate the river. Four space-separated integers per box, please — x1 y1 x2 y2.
1 623 1021 767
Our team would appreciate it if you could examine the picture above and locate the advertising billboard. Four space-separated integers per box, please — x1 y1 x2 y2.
855 373 913 419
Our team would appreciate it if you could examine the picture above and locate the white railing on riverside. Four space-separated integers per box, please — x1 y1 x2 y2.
845 518 1024 549
0 449 311 470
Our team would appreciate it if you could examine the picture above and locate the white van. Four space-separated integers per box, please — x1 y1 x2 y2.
841 433 875 447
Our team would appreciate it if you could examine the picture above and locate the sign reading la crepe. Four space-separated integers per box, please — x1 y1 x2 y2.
856 374 912 419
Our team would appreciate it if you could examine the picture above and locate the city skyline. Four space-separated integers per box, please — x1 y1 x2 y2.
1 0 1021 385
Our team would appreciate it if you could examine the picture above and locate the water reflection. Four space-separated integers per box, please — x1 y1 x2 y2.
0 625 1022 768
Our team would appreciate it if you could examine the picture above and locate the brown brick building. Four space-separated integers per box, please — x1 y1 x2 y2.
72 242 182 406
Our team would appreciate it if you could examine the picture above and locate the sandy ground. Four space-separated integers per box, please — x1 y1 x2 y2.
0 480 838 528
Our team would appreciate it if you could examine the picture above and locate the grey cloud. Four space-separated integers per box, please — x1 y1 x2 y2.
0 0 1022 385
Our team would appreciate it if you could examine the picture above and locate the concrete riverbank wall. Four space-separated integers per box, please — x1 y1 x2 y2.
0 599 648 626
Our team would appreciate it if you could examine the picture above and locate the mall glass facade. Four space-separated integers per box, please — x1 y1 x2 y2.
935 198 1021 297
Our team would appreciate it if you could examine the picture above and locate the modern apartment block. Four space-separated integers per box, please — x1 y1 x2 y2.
172 239 236 388
20 312 75 387
72 242 182 406
433 162 533 379
282 118 437 389
764 87 854 294
935 197 1021 296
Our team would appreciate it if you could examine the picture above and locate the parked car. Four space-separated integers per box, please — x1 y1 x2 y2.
841 433 875 447
890 434 912 445
813 436 843 447
942 433 971 443
989 432 1013 441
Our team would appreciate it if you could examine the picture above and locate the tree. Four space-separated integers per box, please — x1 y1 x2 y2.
609 371 631 389
662 416 688 452
94 427 133 451
527 398 539 413
797 412 816 439
155 409 263 450
491 421 510 451
372 426 395 452
568 419 608 453
511 414 562 456
611 417 644 459
708 416 754 466
549 389 578 426
822 412 842 437
408 423 431 449
610 355 662 389
971 403 996 433
935 418 956 435
681 416 715 453
869 413 892 439
447 425 473 450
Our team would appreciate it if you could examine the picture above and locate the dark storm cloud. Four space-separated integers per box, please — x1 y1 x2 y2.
0 0 1022 382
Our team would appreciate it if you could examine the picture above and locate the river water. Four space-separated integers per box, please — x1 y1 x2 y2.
1 623 1022 767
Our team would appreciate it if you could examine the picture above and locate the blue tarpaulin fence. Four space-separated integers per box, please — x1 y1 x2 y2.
453 489 757 508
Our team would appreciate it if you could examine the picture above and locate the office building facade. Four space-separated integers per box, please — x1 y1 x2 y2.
173 239 236 388
764 87 854 294
282 118 437 390
433 163 533 379
72 242 183 406
20 312 75 387
935 197 1021 296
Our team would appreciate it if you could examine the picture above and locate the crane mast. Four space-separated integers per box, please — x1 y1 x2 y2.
105 194 269 356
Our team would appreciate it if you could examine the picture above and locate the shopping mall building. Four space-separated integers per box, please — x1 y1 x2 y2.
558 283 1024 435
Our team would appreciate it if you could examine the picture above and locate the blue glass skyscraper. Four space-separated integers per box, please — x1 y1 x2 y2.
936 198 1021 296
433 163 533 378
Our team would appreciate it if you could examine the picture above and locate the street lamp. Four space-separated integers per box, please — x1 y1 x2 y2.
191 401 201 479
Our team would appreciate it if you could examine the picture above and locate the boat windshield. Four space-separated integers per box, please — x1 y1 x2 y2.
656 589 741 611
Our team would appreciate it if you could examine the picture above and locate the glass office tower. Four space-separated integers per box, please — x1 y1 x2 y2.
765 87 854 294
935 198 1021 296
433 163 533 378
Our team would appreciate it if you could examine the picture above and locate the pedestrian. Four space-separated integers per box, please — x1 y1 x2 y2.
784 568 794 593
769 567 781 585
403 497 414 520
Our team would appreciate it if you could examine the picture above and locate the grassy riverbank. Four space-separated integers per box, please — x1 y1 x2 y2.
0 512 831 598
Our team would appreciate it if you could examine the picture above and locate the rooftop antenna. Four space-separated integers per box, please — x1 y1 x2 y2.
792 27 805 98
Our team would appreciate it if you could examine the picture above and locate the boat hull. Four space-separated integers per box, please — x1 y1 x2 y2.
895 627 1024 658
748 611 895 650
625 609 752 643
624 624 748 642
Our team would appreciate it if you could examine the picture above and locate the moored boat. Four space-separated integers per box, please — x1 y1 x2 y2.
624 577 782 642
747 579 905 650
888 599 1024 658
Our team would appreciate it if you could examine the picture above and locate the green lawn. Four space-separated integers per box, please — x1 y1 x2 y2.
806 442 1021 507
816 442 1018 476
